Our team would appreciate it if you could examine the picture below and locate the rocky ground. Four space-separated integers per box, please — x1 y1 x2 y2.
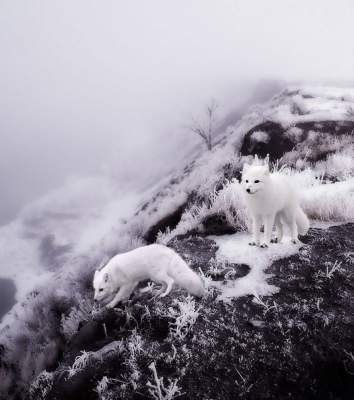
37 223 354 400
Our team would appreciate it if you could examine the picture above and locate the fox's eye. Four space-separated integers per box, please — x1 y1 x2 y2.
254 180 260 183
99 288 104 292
245 180 248 183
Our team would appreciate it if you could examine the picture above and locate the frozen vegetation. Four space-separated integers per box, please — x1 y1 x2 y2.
0 86 354 399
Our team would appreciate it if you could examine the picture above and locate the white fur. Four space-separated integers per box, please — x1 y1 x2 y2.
242 160 310 248
93 244 205 308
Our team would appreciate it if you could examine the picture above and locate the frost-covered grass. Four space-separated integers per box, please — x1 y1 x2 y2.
158 161 354 244
302 178 354 221
314 147 354 180
263 86 354 128
157 176 250 244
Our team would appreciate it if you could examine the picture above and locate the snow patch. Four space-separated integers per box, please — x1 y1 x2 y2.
211 232 301 302
250 130 269 143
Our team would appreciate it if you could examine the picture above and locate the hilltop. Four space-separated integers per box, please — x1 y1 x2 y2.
1 86 354 400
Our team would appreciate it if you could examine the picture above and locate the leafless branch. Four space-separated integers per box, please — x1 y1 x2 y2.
188 99 219 150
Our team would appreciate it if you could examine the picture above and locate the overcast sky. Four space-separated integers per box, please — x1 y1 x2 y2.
0 0 354 224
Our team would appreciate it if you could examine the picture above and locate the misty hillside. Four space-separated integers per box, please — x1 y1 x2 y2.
1 86 354 400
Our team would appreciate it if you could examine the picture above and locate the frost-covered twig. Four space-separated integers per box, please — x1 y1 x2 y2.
325 260 342 279
166 344 178 364
147 362 183 400
66 351 92 379
198 267 213 293
253 293 277 315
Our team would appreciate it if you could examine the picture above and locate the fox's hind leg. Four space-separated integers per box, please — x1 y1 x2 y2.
290 218 300 244
287 213 300 244
271 213 283 243
160 276 174 298
151 282 167 298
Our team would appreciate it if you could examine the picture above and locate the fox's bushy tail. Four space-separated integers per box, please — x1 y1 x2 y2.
296 207 310 236
171 255 205 297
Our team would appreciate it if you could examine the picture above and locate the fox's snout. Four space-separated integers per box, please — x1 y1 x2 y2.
246 188 251 193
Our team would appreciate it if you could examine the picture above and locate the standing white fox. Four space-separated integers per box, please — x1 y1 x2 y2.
242 156 309 248
93 244 205 308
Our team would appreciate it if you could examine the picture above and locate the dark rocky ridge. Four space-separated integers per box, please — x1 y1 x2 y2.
241 120 354 162
240 120 294 161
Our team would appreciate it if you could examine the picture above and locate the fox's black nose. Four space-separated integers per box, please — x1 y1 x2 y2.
246 188 251 193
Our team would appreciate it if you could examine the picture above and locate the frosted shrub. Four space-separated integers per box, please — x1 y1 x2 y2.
168 296 201 340
157 178 249 243
67 351 92 379
95 376 114 400
61 295 93 340
119 329 145 392
127 329 144 359
29 371 54 400
323 149 354 180
147 362 183 400
208 179 249 230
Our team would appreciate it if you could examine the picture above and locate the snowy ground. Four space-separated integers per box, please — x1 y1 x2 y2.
212 233 301 301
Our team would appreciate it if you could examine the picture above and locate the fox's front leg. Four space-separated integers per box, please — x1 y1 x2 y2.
106 283 137 309
271 214 283 244
249 216 261 246
290 216 300 244
261 214 275 248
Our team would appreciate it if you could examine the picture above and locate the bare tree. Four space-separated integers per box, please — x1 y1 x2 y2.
189 99 219 151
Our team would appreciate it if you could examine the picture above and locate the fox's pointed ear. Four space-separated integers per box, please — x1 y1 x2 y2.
264 154 270 167
103 272 110 283
263 164 270 175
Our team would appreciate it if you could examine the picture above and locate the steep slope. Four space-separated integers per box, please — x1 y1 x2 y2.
1 86 354 399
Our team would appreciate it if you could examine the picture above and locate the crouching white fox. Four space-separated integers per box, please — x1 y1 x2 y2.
93 244 205 308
